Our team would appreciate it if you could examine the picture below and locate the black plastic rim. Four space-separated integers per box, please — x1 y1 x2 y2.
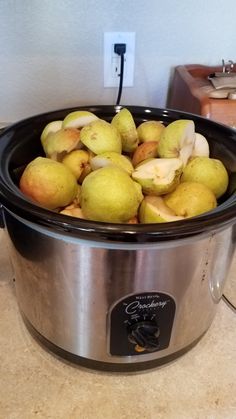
1 104 236 244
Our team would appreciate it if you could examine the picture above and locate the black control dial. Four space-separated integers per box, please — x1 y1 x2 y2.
127 321 160 352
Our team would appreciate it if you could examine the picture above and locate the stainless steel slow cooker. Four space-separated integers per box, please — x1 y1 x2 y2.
1 105 236 372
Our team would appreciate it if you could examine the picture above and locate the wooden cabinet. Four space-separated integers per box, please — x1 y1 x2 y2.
167 64 236 128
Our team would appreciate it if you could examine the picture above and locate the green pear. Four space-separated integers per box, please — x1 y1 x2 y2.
111 108 139 152
40 120 63 148
132 141 158 167
62 149 90 180
139 196 184 223
157 120 195 166
164 182 217 217
131 158 183 196
80 119 122 154
62 110 98 128
137 120 165 143
42 128 81 160
181 156 229 198
90 151 134 174
80 166 143 223
19 157 78 210
191 133 210 157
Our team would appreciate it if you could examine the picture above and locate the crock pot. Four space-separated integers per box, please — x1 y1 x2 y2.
1 105 236 372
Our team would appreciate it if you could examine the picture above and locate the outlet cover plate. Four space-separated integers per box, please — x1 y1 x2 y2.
104 32 135 87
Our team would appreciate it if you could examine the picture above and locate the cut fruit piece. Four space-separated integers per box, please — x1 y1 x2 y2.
62 150 90 180
157 119 195 166
111 108 139 152
91 152 134 174
164 181 217 217
127 216 139 224
60 206 84 218
131 158 183 196
139 196 184 223
71 184 82 206
137 120 165 143
78 162 92 184
132 141 158 167
62 110 98 129
42 128 81 161
40 120 63 148
80 119 122 154
191 133 210 157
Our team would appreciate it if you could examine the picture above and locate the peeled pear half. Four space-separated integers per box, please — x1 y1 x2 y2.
91 151 134 174
111 108 139 152
139 196 184 223
157 119 195 166
132 158 183 196
62 110 99 129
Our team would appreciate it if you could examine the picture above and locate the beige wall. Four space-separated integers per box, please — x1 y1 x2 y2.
0 0 235 122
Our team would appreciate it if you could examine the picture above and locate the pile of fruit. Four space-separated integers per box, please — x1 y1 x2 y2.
19 108 229 224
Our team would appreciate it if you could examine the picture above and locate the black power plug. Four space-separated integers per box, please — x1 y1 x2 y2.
114 43 126 105
114 43 126 56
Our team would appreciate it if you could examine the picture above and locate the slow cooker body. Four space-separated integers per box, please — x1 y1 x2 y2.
4 210 234 371
1 106 236 371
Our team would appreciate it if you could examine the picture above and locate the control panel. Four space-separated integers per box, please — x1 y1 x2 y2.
109 292 176 356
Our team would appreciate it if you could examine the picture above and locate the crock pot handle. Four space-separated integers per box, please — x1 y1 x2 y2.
0 204 5 228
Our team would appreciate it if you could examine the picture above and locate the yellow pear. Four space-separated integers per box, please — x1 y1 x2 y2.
139 196 184 223
91 151 134 174
80 120 122 154
132 141 158 167
181 156 229 198
80 166 143 223
62 150 90 180
62 110 98 128
60 206 84 219
137 120 165 143
42 128 81 160
191 133 210 157
19 157 78 210
157 120 195 166
111 108 139 152
164 182 217 217
132 158 183 196
40 120 63 148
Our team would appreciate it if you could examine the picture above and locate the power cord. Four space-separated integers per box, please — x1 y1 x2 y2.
222 294 236 313
114 43 126 106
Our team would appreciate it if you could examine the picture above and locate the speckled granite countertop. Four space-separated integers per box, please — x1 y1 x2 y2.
1 229 236 419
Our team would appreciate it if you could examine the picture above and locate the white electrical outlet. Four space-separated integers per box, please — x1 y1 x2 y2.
104 32 135 88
